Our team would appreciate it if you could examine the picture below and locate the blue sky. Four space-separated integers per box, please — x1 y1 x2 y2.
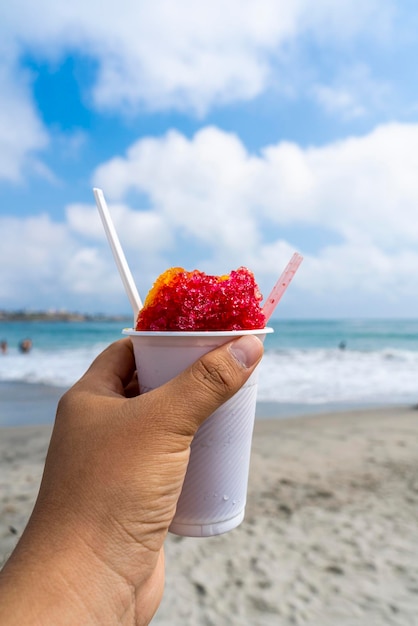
2 0 418 318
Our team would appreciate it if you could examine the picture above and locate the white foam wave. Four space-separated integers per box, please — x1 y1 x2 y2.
0 345 107 388
1 345 418 406
258 348 418 405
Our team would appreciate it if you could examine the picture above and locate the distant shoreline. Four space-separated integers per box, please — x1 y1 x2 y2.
0 311 130 323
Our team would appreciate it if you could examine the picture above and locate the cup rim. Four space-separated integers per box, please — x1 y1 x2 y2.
122 327 274 337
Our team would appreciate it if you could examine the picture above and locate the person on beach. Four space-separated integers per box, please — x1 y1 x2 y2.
18 338 32 353
0 340 7 354
0 335 263 625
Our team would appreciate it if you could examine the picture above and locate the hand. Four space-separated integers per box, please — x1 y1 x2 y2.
0 335 263 625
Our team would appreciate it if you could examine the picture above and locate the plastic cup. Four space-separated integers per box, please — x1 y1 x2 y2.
122 327 273 537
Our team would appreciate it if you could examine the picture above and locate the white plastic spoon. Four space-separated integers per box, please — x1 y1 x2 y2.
93 188 142 325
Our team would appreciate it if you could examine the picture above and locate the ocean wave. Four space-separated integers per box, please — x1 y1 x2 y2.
257 347 418 405
1 345 417 406
0 345 106 388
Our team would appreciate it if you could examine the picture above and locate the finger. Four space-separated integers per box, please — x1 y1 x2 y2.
76 338 136 396
138 334 264 439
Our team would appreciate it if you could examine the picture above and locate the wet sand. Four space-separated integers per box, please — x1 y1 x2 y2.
1 406 418 625
0 381 64 427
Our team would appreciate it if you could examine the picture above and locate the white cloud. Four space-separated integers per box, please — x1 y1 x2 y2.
91 122 418 311
61 247 113 296
298 243 402 296
66 201 172 254
0 0 402 181
94 122 418 249
253 122 418 247
0 213 135 311
3 120 418 315
1 0 417 316
0 62 49 182
312 85 366 120
2 0 397 116
94 127 261 256
4 0 303 115
0 214 72 302
311 64 391 120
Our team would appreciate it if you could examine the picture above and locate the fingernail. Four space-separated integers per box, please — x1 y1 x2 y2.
228 335 263 368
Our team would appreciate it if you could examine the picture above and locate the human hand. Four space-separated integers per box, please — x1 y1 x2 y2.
0 335 263 625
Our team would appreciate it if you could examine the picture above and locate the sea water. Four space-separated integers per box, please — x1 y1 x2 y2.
0 318 417 411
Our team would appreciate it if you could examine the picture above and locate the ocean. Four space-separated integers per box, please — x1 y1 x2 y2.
1 318 417 426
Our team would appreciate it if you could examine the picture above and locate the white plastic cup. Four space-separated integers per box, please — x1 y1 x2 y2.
122 327 273 537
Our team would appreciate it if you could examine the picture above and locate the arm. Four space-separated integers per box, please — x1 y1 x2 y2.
0 335 263 626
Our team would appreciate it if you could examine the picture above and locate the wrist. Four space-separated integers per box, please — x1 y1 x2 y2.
0 518 139 625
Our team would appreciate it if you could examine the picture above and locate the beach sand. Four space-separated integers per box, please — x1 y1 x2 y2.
1 406 418 625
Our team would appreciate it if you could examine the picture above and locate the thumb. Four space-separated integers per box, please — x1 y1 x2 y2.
142 334 264 439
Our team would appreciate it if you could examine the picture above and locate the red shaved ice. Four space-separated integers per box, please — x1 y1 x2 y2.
135 267 266 331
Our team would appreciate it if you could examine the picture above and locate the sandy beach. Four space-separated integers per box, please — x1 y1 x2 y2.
1 406 418 625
